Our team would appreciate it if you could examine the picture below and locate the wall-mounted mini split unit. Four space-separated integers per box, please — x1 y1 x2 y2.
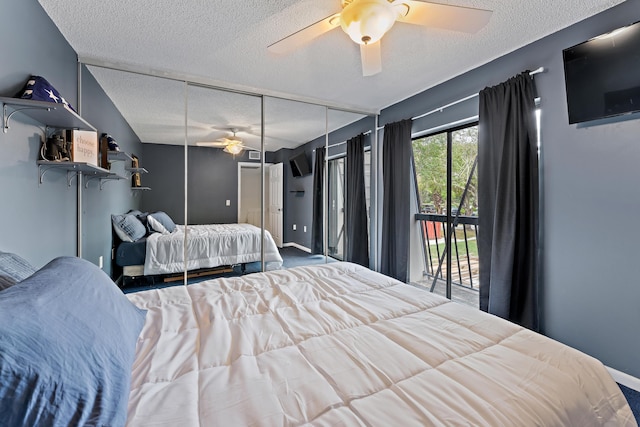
249 151 260 160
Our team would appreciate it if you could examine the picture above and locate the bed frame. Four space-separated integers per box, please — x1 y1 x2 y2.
111 228 247 288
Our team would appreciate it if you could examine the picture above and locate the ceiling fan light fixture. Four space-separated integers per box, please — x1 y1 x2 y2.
340 0 397 45
224 143 243 155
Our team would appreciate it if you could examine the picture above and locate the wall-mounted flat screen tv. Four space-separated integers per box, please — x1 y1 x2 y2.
289 151 311 177
562 20 640 124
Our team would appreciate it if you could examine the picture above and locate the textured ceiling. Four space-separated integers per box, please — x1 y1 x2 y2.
38 0 626 149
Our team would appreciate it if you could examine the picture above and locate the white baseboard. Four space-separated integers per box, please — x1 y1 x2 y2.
607 366 640 391
283 242 311 253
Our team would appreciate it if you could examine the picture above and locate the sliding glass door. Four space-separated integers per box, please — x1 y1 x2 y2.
413 123 479 307
327 157 345 260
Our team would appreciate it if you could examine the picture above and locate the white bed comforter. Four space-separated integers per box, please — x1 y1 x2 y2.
143 223 283 275
126 262 636 426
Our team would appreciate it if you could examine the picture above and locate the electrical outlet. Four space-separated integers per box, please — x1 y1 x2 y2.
98 255 103 269
293 224 297 231
303 226 307 232
226 200 230 206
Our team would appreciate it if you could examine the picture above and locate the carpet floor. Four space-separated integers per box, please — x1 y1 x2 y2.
279 246 335 268
619 384 640 423
122 246 334 293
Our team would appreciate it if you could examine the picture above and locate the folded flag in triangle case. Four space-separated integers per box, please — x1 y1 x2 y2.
17 75 75 112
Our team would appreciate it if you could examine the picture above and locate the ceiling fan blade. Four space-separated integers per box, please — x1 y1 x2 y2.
268 13 341 54
196 141 227 147
360 42 382 77
396 1 492 33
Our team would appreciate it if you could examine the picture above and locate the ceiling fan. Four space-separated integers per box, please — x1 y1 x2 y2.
196 128 251 155
268 0 492 76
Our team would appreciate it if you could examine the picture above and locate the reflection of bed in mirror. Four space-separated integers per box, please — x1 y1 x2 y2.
112 211 282 283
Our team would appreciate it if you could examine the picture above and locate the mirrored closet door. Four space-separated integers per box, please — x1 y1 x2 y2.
81 62 377 289
263 96 329 268
184 84 265 284
82 65 186 287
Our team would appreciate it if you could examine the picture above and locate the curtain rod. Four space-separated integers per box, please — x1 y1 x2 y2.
313 67 546 150
313 129 372 152
382 67 546 128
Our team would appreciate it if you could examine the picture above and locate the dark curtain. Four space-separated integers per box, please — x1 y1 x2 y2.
345 134 369 267
311 146 326 255
478 72 539 331
381 119 412 282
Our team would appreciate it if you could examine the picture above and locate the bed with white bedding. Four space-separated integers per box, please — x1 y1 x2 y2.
123 262 636 426
143 223 283 275
0 257 635 425
111 210 283 280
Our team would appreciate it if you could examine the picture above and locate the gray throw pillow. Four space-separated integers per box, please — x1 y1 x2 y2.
0 251 37 291
111 214 147 242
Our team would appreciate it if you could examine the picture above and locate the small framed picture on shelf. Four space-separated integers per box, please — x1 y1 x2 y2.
66 130 98 166
99 134 110 170
131 154 141 187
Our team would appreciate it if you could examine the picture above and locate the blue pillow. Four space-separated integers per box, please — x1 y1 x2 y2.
127 210 153 235
148 211 177 233
0 257 147 426
112 213 147 242
0 251 36 291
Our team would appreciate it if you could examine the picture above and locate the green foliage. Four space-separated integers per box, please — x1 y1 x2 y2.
429 234 478 258
413 126 478 216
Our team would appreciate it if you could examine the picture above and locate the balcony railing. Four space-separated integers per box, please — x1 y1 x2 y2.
415 213 479 290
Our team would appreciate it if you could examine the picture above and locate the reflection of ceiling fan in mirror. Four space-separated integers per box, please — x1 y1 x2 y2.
196 128 252 155
268 0 492 76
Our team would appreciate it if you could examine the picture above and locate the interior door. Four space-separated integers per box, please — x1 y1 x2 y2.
269 163 283 247
238 164 262 226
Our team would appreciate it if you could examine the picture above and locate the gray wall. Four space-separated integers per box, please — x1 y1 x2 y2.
377 0 640 378
139 144 185 224
0 0 79 268
188 146 258 224
0 0 141 273
536 2 640 379
140 143 260 225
